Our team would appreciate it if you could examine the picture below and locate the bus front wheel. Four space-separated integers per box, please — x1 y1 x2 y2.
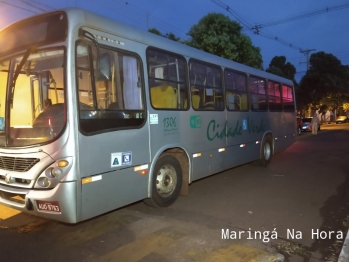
144 155 182 207
260 136 273 166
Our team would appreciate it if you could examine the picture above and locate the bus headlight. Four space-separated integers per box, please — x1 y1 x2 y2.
37 177 51 188
35 158 72 189
47 167 62 178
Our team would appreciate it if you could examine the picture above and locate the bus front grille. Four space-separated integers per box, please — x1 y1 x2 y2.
0 156 40 172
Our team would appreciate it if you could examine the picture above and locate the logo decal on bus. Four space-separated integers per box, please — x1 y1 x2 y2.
190 116 202 128
163 117 178 136
111 152 132 167
206 117 265 141
242 119 248 130
150 114 158 124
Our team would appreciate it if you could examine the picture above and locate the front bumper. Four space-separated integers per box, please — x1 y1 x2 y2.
0 181 78 223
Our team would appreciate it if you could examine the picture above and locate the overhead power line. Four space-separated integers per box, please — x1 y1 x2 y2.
210 0 306 52
19 0 54 12
251 3 349 32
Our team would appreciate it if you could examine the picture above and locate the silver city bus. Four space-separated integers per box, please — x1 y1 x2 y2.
0 9 296 223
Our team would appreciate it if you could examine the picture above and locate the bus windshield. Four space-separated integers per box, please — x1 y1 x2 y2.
0 48 66 147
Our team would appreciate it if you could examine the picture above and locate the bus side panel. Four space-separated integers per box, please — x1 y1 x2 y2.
148 110 226 181
225 112 270 161
192 147 225 181
223 142 260 170
80 167 148 220
271 111 296 154
78 128 149 221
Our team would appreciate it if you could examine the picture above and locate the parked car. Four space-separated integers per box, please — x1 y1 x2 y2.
301 117 321 132
335 116 349 124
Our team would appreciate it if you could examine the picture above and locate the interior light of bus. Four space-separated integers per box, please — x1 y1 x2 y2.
193 153 202 158
134 164 148 172
256 141 260 144
275 137 278 140
284 135 287 138
57 160 69 167
240 144 246 148
218 148 225 152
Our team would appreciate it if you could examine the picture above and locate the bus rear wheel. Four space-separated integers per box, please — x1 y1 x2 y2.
260 136 273 166
144 155 182 207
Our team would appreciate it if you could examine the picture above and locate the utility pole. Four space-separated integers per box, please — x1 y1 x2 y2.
300 49 316 70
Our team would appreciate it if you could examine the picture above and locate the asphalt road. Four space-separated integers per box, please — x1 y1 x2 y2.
1 123 349 262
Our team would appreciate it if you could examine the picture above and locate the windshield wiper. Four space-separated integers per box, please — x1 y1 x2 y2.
10 46 36 107
5 46 36 146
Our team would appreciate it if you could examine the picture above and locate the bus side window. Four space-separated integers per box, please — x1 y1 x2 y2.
147 48 188 110
189 60 223 111
189 68 200 109
225 69 248 111
76 42 145 133
267 81 282 112
282 85 295 111
249 75 267 111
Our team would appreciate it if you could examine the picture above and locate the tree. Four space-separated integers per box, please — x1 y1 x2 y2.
184 13 263 69
299 52 349 111
343 103 349 112
266 56 296 81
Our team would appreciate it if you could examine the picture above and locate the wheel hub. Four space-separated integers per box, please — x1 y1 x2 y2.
156 165 177 197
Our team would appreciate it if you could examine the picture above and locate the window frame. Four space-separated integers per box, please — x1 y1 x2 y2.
282 84 295 112
267 80 282 112
76 40 146 136
146 47 189 111
189 59 224 111
224 68 249 112
249 75 267 112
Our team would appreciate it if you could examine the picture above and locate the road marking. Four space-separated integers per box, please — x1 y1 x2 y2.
0 204 21 220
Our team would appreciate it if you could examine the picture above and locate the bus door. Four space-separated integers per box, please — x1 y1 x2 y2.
76 40 149 220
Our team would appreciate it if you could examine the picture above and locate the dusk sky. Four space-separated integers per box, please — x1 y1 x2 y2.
0 0 348 82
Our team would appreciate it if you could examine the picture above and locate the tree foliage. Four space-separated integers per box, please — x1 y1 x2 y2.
266 56 296 81
184 13 263 69
299 51 349 111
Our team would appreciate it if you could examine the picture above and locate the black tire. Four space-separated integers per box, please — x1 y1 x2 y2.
260 136 273 166
144 155 182 207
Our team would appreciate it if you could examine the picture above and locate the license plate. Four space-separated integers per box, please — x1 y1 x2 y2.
36 200 61 213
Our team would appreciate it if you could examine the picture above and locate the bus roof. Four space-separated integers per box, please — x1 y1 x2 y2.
5 8 294 86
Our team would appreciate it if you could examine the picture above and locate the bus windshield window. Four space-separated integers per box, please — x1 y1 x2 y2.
76 42 145 134
0 49 66 147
